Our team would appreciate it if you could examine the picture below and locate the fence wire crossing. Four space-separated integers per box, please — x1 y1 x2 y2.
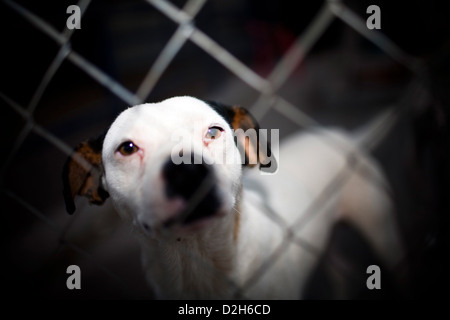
1 0 425 298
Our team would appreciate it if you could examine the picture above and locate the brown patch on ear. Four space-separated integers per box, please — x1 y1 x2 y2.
203 100 276 172
230 106 258 167
62 135 109 214
231 107 256 133
230 106 274 170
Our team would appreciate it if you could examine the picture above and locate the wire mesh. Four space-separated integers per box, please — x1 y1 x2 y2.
1 0 448 299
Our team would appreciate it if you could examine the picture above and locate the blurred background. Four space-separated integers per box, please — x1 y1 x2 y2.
0 0 449 299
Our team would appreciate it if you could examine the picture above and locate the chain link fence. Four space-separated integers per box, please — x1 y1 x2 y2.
1 0 449 299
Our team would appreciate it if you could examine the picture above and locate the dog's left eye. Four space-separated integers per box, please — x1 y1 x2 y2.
117 141 139 156
205 126 223 140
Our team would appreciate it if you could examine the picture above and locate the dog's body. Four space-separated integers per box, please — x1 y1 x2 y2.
63 96 403 299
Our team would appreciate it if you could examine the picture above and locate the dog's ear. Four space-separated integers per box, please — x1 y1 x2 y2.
205 100 277 173
62 132 109 214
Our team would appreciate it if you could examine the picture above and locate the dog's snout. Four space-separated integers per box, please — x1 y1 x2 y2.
161 154 221 225
162 154 210 200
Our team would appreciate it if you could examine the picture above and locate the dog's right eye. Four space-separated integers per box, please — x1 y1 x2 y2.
117 141 139 156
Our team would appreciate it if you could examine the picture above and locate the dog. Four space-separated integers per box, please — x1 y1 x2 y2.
62 96 404 299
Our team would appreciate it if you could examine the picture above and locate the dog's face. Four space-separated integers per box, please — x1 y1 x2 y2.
63 96 275 236
102 96 243 233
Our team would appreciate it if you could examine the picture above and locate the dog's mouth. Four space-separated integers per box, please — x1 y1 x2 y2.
162 191 222 228
161 156 223 228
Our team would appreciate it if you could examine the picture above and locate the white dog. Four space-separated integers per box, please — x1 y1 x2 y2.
63 96 403 299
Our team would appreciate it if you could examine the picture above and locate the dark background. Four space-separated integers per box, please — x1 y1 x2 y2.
0 0 449 299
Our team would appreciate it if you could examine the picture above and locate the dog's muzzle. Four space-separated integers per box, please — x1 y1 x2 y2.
161 154 221 226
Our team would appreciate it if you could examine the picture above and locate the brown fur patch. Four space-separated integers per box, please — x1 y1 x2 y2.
63 138 109 214
68 142 102 198
233 187 243 243
231 106 256 132
231 106 259 167
233 208 241 243
76 141 103 167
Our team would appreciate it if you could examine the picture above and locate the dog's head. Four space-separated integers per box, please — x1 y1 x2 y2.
62 96 276 235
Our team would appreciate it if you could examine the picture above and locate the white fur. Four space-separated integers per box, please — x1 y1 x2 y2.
101 96 403 299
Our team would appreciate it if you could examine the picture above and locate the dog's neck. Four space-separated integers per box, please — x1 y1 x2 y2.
138 209 241 299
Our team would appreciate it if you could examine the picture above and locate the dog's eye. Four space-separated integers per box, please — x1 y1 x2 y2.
117 141 139 156
205 126 223 140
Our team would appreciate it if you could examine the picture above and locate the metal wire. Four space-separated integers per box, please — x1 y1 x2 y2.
1 0 428 298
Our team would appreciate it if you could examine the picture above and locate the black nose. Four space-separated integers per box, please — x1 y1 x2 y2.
162 154 210 200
